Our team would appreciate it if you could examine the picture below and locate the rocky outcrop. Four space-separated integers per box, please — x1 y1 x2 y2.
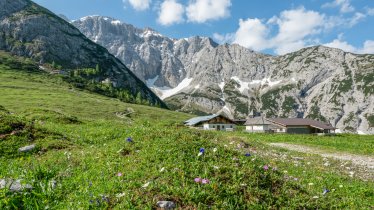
73 16 374 133
0 0 165 107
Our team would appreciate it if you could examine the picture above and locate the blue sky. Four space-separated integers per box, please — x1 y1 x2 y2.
33 0 374 55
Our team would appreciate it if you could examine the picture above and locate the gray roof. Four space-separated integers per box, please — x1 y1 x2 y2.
185 114 229 126
267 118 335 130
245 116 271 125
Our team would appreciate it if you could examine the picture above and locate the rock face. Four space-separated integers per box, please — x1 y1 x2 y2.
74 16 374 133
0 0 165 107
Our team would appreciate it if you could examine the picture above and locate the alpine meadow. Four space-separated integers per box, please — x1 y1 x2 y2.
1 0 373 209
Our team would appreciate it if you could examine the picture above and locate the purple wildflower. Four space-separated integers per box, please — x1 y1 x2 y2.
199 148 205 153
201 179 210 184
245 153 251 157
126 137 133 142
117 172 123 177
194 177 202 183
323 188 330 195
263 165 269 170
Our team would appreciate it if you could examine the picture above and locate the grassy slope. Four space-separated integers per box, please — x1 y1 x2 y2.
0 54 373 209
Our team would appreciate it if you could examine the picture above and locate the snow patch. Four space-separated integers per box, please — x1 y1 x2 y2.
154 78 193 100
111 20 121 25
249 78 282 87
219 82 225 91
194 84 200 89
357 130 367 135
231 76 249 93
140 29 163 38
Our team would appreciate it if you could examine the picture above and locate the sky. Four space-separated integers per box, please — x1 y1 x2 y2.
33 0 374 55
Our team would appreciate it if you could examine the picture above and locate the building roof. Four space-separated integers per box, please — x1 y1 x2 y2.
266 118 335 130
245 116 271 125
184 114 235 126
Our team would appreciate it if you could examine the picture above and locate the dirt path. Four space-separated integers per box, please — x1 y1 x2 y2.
269 143 374 177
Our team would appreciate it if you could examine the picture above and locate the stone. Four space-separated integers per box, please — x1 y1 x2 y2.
0 179 32 192
156 201 176 209
18 144 36 152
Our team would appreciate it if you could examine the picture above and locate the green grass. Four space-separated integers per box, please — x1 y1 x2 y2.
1 55 374 209
233 132 374 156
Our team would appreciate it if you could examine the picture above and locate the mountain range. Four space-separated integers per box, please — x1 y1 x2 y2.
72 16 374 134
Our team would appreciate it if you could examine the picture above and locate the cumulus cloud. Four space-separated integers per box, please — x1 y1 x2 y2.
228 7 324 54
213 33 234 44
270 7 325 54
324 35 374 54
126 0 152 11
232 18 269 51
186 0 231 23
322 0 355 13
158 0 185 25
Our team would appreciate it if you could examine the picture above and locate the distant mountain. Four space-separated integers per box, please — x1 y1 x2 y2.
0 0 166 108
72 16 374 134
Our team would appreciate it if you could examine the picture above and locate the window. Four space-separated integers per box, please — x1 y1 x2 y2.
279 128 283 131
230 125 232 128
213 125 215 128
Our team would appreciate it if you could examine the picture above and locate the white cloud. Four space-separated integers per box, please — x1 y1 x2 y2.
367 8 374 16
228 7 324 54
186 0 231 23
324 39 357 52
324 36 374 54
158 0 184 25
270 7 325 54
126 0 152 11
348 12 366 26
361 40 374 54
322 0 354 13
213 33 234 44
232 18 269 51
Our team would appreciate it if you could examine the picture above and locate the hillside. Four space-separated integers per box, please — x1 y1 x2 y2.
0 0 165 107
73 16 374 134
0 48 373 209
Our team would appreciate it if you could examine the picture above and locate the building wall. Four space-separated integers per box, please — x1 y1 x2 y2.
203 123 235 131
245 125 269 132
286 126 311 134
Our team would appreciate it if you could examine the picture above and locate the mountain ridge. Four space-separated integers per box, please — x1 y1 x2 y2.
72 16 373 134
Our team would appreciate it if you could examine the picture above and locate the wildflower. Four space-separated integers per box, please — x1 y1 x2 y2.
199 148 205 153
308 183 314 186
117 172 123 177
323 188 330 195
339 185 343 188
213 166 219 169
245 153 251 157
263 165 269 170
213 148 217 152
194 177 202 183
272 167 278 171
160 167 165 172
198 152 203 157
312 196 319 199
294 178 299 181
126 137 133 142
201 179 210 184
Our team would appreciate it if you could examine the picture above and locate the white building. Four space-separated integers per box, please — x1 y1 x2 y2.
245 116 273 133
184 114 236 131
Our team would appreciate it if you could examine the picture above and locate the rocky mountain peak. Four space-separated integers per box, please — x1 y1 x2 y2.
72 16 374 134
